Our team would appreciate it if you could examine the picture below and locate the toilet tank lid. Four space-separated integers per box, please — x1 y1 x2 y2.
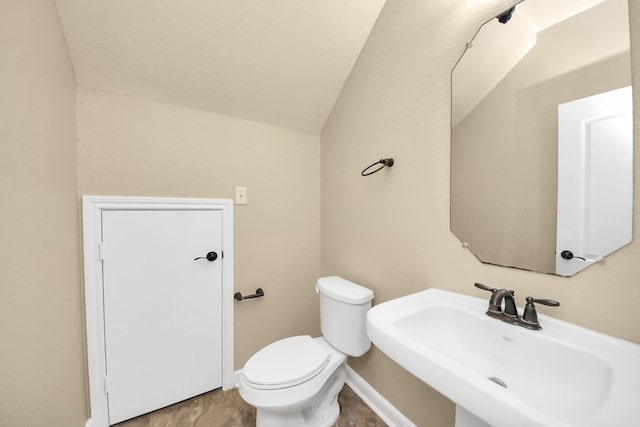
316 276 374 304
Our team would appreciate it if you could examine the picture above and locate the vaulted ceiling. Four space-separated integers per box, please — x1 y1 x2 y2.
55 0 386 133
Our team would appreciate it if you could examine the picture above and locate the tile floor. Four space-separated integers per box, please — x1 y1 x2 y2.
113 384 387 427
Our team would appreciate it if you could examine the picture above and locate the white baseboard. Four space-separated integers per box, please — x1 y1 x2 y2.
234 365 415 427
233 369 243 389
345 365 416 427
85 419 93 427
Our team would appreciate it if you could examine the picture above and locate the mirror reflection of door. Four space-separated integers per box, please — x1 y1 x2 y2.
556 86 633 276
450 0 632 276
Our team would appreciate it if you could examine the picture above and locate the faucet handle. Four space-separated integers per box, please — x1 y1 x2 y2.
474 283 515 297
521 296 560 330
474 282 497 293
527 297 560 307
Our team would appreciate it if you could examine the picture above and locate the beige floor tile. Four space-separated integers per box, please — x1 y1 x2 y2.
114 385 387 427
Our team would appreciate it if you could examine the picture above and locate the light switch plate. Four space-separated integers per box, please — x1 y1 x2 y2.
235 187 247 205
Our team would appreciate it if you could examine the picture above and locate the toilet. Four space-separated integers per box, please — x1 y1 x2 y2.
238 276 374 427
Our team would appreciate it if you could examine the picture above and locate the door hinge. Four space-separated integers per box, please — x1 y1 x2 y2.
104 375 109 394
98 242 104 261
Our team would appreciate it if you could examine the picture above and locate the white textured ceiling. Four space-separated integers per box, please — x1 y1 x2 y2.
55 0 386 133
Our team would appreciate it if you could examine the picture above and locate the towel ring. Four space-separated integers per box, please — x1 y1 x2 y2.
361 158 394 176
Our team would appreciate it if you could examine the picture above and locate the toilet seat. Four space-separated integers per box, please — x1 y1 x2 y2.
243 335 330 390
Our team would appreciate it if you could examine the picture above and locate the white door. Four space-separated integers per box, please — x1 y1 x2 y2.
101 209 223 424
556 86 633 276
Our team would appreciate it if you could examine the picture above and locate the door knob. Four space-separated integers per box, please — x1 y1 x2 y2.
194 251 218 262
560 250 585 261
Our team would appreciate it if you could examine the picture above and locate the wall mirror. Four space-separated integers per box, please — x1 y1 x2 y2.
451 0 633 276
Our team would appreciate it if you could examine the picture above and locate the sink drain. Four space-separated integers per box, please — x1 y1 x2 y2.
488 377 507 388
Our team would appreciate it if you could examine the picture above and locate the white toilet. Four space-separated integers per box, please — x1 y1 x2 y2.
238 276 374 427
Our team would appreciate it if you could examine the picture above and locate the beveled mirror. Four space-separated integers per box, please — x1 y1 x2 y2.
451 0 633 276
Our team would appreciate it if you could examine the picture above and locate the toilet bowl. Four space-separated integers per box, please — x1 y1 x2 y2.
238 276 374 427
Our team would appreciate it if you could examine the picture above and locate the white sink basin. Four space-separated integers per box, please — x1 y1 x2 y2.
366 288 640 427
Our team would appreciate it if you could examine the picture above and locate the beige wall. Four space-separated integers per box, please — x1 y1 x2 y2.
77 87 322 368
0 1 87 426
452 0 632 274
3 1 637 426
321 0 640 426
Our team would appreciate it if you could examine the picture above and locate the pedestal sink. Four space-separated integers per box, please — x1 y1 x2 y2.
366 288 640 427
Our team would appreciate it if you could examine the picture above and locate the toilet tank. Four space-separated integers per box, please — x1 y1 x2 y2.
316 276 374 357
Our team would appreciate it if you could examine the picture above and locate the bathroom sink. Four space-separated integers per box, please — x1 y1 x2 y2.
366 288 640 427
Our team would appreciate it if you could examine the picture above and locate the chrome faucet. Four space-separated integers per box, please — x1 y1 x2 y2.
474 283 559 330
